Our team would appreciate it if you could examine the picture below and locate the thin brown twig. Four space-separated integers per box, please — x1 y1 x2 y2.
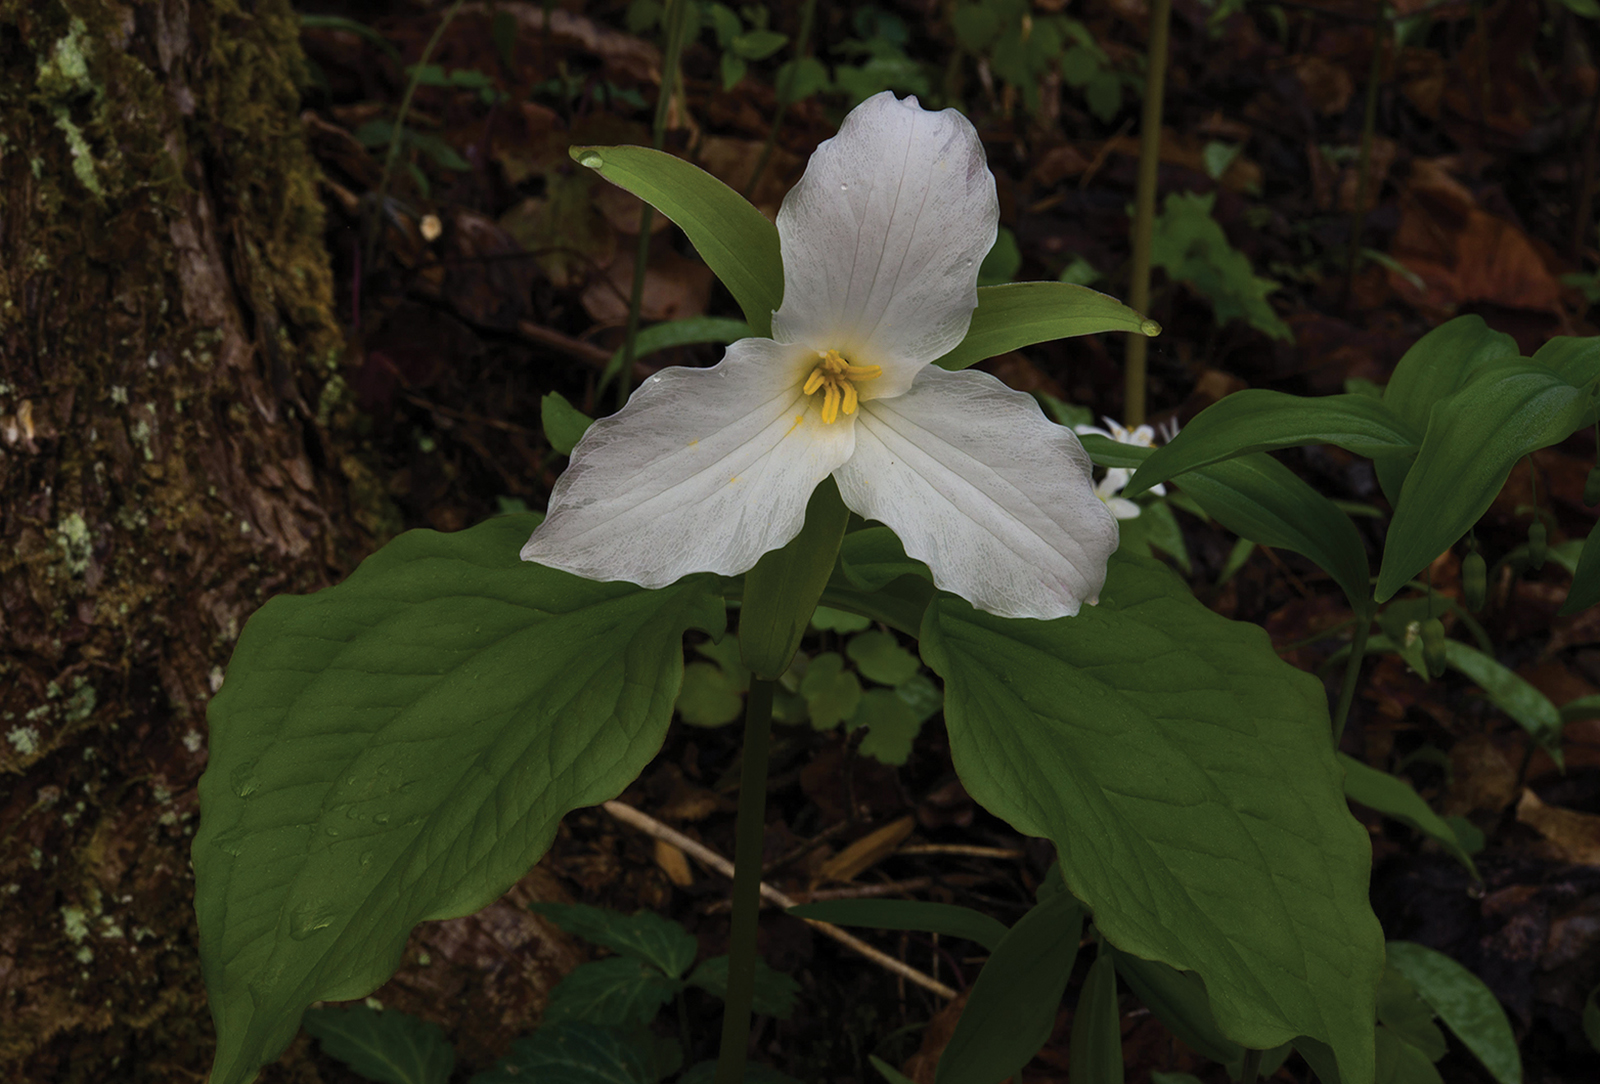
602 800 958 999
895 844 1026 860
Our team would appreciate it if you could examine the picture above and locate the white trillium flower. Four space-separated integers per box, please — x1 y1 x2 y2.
1075 416 1178 519
521 92 1118 620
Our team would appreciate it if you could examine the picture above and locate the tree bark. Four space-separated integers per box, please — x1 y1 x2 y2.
0 1 363 1077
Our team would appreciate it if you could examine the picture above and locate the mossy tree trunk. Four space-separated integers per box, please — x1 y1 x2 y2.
0 1 365 1078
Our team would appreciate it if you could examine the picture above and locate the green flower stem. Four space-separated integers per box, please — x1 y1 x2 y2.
1332 609 1371 745
619 0 692 410
714 676 777 1084
1238 1047 1264 1083
1125 0 1172 427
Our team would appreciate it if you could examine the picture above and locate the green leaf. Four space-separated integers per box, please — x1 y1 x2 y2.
303 1005 454 1084
1386 941 1522 1084
542 392 595 455
810 605 871 633
1070 950 1124 1084
869 1055 919 1084
799 652 862 730
195 517 722 1084
527 903 699 979
921 553 1384 1083
934 281 1157 372
846 630 920 685
741 478 853 679
933 890 1084 1084
687 955 800 1019
1376 965 1448 1061
1381 316 1521 437
1110 950 1244 1067
1377 360 1594 600
601 317 752 392
1125 390 1419 498
1442 641 1563 762
786 899 1009 953
731 29 788 60
470 1021 657 1084
977 227 1022 286
851 688 924 766
1149 191 1290 340
1375 598 1434 679
1338 755 1478 877
838 527 933 591
1374 1025 1444 1084
570 145 782 336
1583 983 1600 1053
1561 693 1600 725
1559 529 1600 615
544 957 682 1027
774 57 829 104
676 661 744 728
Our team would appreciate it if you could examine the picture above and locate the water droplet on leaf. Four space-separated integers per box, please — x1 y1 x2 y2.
289 900 335 941
1140 318 1162 337
229 761 261 798
578 151 603 169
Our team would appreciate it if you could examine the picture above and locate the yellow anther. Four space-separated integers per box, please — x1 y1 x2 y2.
804 349 881 424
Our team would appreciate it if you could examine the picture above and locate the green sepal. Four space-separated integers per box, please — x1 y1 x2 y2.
740 478 851 679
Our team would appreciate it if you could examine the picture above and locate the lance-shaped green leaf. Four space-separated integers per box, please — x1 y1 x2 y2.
1529 334 1600 388
1083 439 1370 612
1338 755 1478 877
571 145 782 335
1559 529 1600 616
1386 941 1522 1084
934 890 1084 1084
1070 950 1125 1084
194 516 724 1084
1442 641 1564 763
933 281 1158 372
601 316 754 391
1377 361 1595 600
303 1005 454 1084
921 553 1384 1084
788 899 1010 953
1375 316 1520 504
1124 390 1420 497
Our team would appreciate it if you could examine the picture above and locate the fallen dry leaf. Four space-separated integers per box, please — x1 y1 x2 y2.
1516 789 1600 865
816 815 916 885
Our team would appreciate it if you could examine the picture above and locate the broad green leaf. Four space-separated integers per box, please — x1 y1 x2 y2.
1376 316 1520 504
1559 529 1600 615
1377 361 1594 600
675 661 744 728
895 672 944 722
570 145 781 336
1338 755 1478 877
470 1021 656 1084
1529 334 1600 389
934 281 1157 372
846 630 920 685
837 527 933 591
194 517 722 1084
1442 641 1563 762
933 890 1084 1084
686 955 800 1019
1110 949 1244 1067
1125 390 1420 497
799 652 862 730
810 605 871 632
1374 1025 1444 1084
1386 941 1522 1084
542 391 595 455
851 688 924 766
1085 438 1370 611
543 957 682 1027
1375 966 1447 1061
1070 950 1124 1084
528 903 699 979
921 553 1384 1083
601 317 753 391
303 1005 454 1084
787 899 1009 953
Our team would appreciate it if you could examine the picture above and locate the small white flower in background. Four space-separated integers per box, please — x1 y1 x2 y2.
1074 416 1179 520
522 92 1118 620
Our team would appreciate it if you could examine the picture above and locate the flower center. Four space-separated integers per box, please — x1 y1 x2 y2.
803 349 882 424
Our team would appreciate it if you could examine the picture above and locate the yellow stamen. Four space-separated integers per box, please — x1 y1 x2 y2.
804 349 881 425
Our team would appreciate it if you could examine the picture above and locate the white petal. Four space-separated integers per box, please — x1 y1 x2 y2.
522 339 855 585
771 91 998 398
1107 498 1142 520
833 368 1119 620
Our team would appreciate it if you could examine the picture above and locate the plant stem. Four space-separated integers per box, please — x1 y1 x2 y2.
1342 5 1387 308
714 677 776 1084
618 0 691 410
1238 1047 1264 1083
1332 609 1371 746
363 0 466 285
744 0 817 200
1125 0 1172 427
